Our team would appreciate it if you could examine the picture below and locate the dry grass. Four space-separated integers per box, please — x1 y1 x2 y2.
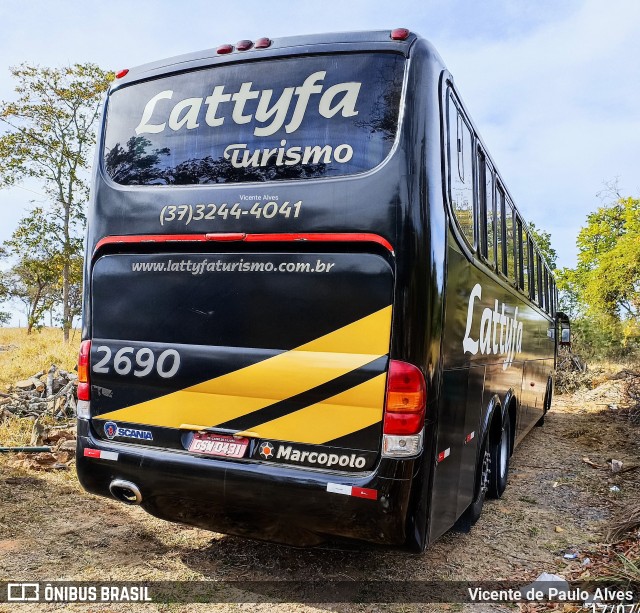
0 416 36 447
0 327 79 390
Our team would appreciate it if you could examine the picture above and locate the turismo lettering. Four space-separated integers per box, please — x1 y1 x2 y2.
135 71 361 138
462 283 523 370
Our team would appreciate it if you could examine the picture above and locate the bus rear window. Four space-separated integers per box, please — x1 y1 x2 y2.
103 53 405 186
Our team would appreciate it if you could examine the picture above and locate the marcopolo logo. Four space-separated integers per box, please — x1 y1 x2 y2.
103 421 153 441
259 442 274 459
259 442 368 470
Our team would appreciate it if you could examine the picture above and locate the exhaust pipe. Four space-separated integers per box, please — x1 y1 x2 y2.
109 479 142 505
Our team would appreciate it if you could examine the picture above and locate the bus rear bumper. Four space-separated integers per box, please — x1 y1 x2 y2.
76 422 417 548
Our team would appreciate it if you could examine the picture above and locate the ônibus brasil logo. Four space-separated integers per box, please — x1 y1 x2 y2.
259 442 275 459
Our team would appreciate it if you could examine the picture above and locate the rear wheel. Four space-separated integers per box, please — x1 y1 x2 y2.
536 379 552 427
488 411 510 498
458 435 491 529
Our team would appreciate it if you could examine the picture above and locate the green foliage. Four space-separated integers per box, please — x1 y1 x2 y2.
558 194 640 360
2 208 62 333
0 63 113 341
528 222 557 270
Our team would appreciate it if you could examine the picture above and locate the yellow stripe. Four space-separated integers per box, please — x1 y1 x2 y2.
97 305 392 429
235 373 387 444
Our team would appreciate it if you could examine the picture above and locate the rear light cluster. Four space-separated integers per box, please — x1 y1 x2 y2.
77 340 91 418
382 360 426 458
217 37 272 55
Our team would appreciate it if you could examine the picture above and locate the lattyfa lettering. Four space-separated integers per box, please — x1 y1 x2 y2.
135 71 361 138
462 283 524 370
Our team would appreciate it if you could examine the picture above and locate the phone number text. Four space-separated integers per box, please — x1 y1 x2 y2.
159 201 302 226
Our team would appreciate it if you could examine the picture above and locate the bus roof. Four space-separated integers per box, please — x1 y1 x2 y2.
111 30 423 89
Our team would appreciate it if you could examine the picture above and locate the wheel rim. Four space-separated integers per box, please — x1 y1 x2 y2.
499 427 508 478
480 448 491 494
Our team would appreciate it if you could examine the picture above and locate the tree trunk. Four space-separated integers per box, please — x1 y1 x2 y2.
62 259 70 343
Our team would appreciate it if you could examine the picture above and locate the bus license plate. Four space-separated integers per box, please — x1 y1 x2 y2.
188 433 249 458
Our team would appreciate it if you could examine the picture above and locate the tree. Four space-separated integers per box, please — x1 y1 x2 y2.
2 208 61 333
576 197 639 324
557 194 640 357
528 222 557 270
0 63 113 342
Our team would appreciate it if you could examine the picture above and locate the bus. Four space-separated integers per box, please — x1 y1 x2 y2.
76 29 563 551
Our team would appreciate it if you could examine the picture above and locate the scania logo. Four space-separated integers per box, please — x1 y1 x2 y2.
103 421 153 441
259 442 275 459
104 421 118 439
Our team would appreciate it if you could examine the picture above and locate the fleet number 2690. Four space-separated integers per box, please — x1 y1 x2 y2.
92 346 180 378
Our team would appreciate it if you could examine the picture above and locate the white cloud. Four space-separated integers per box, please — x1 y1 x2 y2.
0 0 638 270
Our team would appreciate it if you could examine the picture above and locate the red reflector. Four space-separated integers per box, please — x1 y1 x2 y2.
236 39 253 51
351 487 378 500
254 37 272 49
391 28 410 41
84 448 101 458
217 44 234 54
383 360 426 435
115 69 129 79
77 382 90 402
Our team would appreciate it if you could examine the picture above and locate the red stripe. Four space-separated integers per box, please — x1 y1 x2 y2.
351 487 378 500
94 232 394 255
83 448 101 458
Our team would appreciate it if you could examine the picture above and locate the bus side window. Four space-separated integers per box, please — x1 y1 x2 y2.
505 200 516 284
544 267 550 314
537 253 544 308
531 245 538 303
516 216 529 294
521 223 529 294
496 185 505 275
485 160 495 266
448 95 474 246
478 150 495 264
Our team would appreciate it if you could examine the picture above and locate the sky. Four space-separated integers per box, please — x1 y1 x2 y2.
0 0 638 274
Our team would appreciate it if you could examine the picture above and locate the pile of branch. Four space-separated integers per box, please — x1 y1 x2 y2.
606 500 640 543
623 372 640 425
0 365 78 420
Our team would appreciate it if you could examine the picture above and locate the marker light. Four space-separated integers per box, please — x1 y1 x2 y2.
217 44 234 55
236 39 253 51
390 28 410 41
77 340 91 402
383 360 426 436
115 69 129 79
254 37 272 49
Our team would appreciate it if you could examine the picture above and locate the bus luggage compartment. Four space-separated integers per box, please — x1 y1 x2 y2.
78 248 406 544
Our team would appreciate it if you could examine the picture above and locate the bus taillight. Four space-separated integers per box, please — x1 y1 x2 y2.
382 360 425 457
236 40 253 51
390 28 410 41
254 37 272 49
77 340 91 402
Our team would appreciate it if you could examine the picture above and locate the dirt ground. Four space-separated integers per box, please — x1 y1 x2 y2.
0 374 638 612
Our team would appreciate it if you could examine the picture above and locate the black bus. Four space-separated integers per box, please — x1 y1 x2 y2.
77 29 561 550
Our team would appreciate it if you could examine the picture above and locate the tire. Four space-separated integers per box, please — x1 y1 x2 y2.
536 379 552 427
488 411 510 499
457 435 490 529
